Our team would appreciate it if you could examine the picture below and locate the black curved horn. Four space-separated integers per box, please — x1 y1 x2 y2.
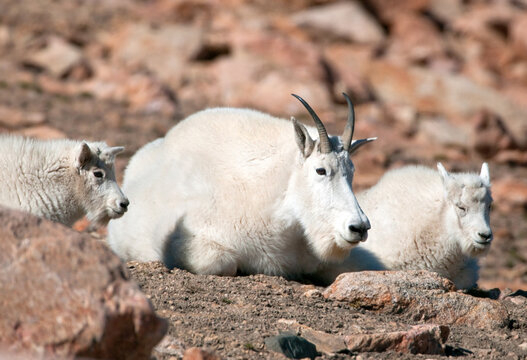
291 94 332 154
341 93 355 152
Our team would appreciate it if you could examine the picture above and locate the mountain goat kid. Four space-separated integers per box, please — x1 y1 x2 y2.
108 94 375 279
0 135 129 226
329 163 493 289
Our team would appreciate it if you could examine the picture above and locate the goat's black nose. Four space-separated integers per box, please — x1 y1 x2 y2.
478 232 492 242
120 199 130 210
349 224 368 236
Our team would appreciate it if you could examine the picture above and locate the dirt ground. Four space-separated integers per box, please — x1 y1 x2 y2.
129 262 527 359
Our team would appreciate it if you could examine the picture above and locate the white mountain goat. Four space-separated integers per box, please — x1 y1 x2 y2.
0 135 129 226
327 163 493 289
108 94 376 278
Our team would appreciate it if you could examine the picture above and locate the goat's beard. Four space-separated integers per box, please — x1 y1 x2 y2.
87 209 115 227
309 232 352 262
462 238 491 258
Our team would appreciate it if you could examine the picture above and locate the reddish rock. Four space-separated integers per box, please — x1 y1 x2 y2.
25 36 83 78
82 60 176 115
345 324 449 355
277 319 348 354
512 14 527 59
470 110 514 158
364 0 430 23
277 319 449 355
324 271 510 329
183 347 221 360
365 60 527 148
0 207 167 359
103 23 204 86
15 125 67 140
323 44 374 103
492 178 527 212
427 0 464 24
418 115 469 148
210 51 331 116
387 13 445 64
292 1 385 44
0 106 46 129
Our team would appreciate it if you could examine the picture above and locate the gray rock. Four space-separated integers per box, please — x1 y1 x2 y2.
265 333 318 359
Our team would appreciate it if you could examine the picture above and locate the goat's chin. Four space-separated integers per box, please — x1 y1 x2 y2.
311 234 354 262
87 210 114 227
463 240 491 257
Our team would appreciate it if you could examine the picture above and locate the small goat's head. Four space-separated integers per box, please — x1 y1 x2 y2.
75 142 129 225
438 162 493 256
290 93 375 261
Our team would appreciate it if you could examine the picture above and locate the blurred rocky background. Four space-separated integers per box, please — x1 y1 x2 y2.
0 0 526 358
2 0 524 289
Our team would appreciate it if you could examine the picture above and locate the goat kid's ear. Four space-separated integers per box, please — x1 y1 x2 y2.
76 142 93 169
437 162 450 183
292 117 314 158
348 137 377 156
480 162 490 186
105 146 125 158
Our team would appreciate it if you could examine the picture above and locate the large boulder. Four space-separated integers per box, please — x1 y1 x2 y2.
324 270 510 330
0 207 167 359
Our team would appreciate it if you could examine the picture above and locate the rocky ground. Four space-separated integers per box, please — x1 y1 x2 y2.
1 0 527 358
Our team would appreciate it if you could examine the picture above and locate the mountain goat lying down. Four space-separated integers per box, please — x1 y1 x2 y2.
108 93 376 278
326 163 493 289
0 135 129 226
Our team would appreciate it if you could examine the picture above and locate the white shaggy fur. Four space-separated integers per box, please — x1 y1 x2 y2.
327 163 493 289
0 135 129 226
108 106 375 279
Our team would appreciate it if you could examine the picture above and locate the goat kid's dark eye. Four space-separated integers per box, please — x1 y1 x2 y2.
316 168 327 176
457 205 466 212
93 171 104 178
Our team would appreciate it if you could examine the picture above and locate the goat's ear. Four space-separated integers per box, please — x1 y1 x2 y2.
292 117 314 158
480 162 490 186
76 142 93 169
437 162 450 183
348 137 377 156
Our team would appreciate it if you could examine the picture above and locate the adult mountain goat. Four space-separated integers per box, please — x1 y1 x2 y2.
327 163 493 289
108 94 375 278
0 135 129 226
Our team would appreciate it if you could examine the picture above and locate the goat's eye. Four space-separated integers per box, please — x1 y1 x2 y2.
316 168 327 176
93 170 104 178
457 205 466 213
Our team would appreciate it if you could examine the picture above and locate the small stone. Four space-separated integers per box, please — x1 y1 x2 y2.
183 347 221 360
154 335 186 357
303 289 322 298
